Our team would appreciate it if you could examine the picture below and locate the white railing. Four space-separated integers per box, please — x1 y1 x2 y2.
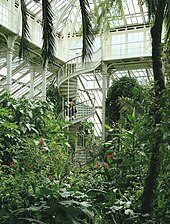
58 96 95 123
56 48 100 124
103 40 152 60
76 102 95 119
57 48 102 86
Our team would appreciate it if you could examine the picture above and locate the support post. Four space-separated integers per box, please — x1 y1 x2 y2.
101 62 108 142
29 67 35 98
41 67 47 101
67 78 70 119
6 36 15 93
62 97 65 117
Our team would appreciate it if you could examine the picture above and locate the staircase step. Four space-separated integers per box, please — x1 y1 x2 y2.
59 92 77 97
60 84 77 88
57 50 99 128
75 146 92 164
59 88 77 92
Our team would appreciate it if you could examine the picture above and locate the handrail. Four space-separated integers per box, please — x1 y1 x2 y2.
76 89 94 99
58 97 95 122
60 47 101 69
57 47 102 86
56 49 101 124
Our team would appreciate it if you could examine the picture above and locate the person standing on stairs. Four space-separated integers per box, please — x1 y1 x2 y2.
69 98 75 120
73 100 77 119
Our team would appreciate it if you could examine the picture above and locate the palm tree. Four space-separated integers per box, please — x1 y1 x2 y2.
141 0 170 214
19 0 94 67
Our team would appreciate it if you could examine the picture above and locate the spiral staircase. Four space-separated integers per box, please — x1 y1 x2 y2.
57 48 101 123
57 48 101 163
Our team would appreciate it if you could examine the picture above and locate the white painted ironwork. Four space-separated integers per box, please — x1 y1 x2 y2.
59 97 95 123
57 48 102 87
57 49 102 124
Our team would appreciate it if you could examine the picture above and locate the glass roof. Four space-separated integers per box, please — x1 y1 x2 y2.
18 0 149 36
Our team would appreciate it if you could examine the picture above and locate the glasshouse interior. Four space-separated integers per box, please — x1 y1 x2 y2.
0 0 170 223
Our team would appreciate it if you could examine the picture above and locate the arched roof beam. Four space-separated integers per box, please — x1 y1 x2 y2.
54 0 77 32
12 61 28 75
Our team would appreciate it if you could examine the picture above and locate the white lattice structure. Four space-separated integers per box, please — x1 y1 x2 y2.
0 0 153 138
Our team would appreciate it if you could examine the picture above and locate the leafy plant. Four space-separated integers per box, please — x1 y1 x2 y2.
47 82 62 116
106 76 142 124
0 93 92 223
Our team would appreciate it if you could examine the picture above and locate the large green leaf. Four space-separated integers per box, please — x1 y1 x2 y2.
19 218 46 224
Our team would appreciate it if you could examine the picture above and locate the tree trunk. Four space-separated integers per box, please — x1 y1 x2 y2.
141 0 166 214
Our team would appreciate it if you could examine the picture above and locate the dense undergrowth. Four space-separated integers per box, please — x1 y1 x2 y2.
0 89 170 223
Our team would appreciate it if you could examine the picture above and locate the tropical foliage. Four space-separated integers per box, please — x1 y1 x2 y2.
99 0 170 215
140 0 170 214
91 0 123 33
106 76 142 124
104 74 170 221
3 0 170 223
0 93 94 223
47 82 62 116
162 40 170 78
1 80 170 223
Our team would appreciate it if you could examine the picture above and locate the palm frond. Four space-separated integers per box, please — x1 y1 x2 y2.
19 0 30 58
79 0 94 61
145 0 158 21
42 0 55 67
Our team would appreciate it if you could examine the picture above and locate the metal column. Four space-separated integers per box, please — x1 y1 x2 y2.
42 67 47 101
29 67 35 98
6 36 15 92
101 62 108 142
